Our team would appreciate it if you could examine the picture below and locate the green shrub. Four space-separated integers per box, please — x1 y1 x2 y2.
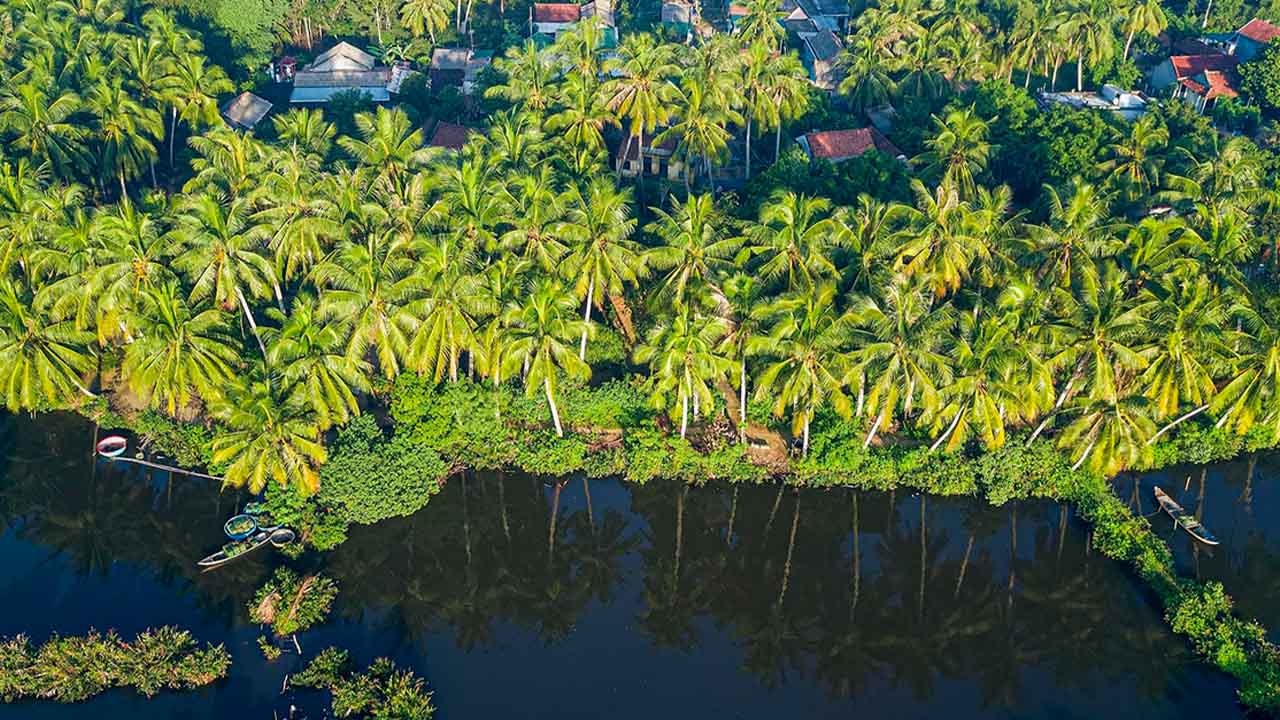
294 648 435 719
319 416 448 526
249 568 338 637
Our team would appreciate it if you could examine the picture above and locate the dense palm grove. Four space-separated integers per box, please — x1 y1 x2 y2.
2 0 1280 499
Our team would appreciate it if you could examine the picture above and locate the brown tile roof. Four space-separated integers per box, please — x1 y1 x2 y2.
429 121 474 151
803 127 902 161
728 2 748 15
1168 54 1237 79
1238 18 1280 43
1180 70 1240 100
220 92 272 129
533 3 581 22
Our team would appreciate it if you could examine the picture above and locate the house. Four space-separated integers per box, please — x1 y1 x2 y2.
531 3 582 37
796 127 905 164
290 41 393 103
428 121 476 151
615 133 690 182
220 92 272 131
430 48 493 95
727 3 748 31
661 0 697 34
581 0 615 28
781 0 847 34
1206 17 1280 62
1038 84 1150 121
1173 69 1240 113
1148 53 1237 93
801 30 844 90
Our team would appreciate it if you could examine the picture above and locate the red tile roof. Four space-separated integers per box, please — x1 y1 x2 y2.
1180 70 1239 100
803 127 902 161
533 3 581 22
429 122 474 151
728 3 748 15
1168 53 1238 79
1238 18 1280 44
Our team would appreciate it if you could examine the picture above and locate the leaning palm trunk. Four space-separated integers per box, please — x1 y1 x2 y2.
1147 404 1209 445
930 407 966 452
236 288 268 358
579 277 593 361
545 377 564 437
680 391 689 438
738 358 747 442
1070 436 1098 471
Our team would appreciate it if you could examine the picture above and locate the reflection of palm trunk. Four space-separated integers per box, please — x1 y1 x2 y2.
850 491 860 620
763 482 785 542
1242 454 1255 511
675 485 687 583
1195 467 1207 522
548 480 563 562
497 470 510 544
1007 507 1017 609
777 493 800 609
462 472 473 577
918 496 926 620
1057 504 1067 564
954 532 973 599
583 477 594 532
726 485 738 545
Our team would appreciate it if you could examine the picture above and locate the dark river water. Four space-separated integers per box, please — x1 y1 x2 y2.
0 413 1272 719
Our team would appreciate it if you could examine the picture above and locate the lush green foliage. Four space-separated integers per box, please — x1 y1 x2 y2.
293 648 436 719
248 567 339 636
0 627 230 703
318 416 447 525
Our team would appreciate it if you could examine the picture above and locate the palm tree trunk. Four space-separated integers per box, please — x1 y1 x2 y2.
863 411 884 448
1028 373 1077 444
579 276 593 361
1070 436 1097 471
1123 26 1137 60
169 107 178 170
774 120 783 161
236 288 268 358
1050 58 1061 91
745 117 752 179
1076 52 1084 92
545 377 564 437
738 358 747 442
118 170 127 200
1202 0 1213 28
1147 404 1209 445
929 407 965 452
801 410 811 457
680 391 689 438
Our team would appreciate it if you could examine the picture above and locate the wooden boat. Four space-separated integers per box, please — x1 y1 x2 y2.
198 528 296 568
1153 486 1220 546
95 435 128 458
223 513 259 540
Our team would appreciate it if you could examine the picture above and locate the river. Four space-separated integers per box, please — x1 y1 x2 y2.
0 412 1270 719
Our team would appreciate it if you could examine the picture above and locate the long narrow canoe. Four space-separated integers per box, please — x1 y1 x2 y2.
1154 486 1220 546
198 528 296 569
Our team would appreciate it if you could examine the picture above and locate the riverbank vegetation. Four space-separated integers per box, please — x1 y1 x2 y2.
5 0 1280 711
0 627 230 703
249 567 339 637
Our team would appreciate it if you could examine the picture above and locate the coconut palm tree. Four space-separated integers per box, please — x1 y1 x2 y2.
166 51 233 169
927 312 1047 452
311 229 421 379
400 0 452 42
264 293 370 431
653 78 742 193
1211 301 1280 440
211 375 327 494
272 108 337 159
338 107 430 195
744 192 840 291
185 127 270 200
122 282 239 417
1023 178 1117 289
719 273 768 437
893 180 980 297
1057 393 1155 474
499 166 569 272
75 200 175 342
168 194 277 357
736 0 785 51
499 279 591 437
560 177 642 360
0 278 95 411
759 53 810 161
86 79 164 195
408 237 493 382
256 150 341 284
546 73 614 157
635 307 732 438
849 278 956 447
1098 115 1167 201
437 154 504 252
837 36 898 120
0 84 88 179
604 34 680 182
644 193 741 307
913 109 993 200
1121 0 1166 60
1060 0 1115 92
486 40 560 113
753 284 855 455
